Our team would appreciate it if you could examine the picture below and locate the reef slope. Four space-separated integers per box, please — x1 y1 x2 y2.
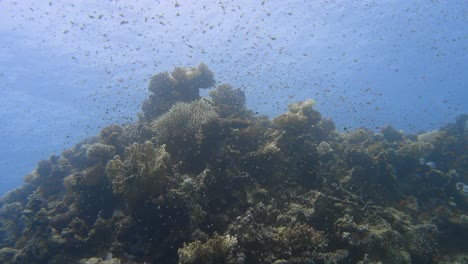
0 64 467 264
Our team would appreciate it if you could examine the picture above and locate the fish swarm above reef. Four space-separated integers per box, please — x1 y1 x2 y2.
0 63 467 264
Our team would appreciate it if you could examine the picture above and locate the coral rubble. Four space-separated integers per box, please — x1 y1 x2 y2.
1 64 467 264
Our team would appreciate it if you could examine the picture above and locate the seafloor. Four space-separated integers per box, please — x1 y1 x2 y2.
0 64 467 264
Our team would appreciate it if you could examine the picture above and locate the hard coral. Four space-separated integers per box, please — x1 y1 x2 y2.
209 84 246 118
288 98 316 114
100 124 123 146
151 99 219 145
170 63 215 89
1 64 467 264
142 63 215 122
86 143 116 165
106 141 172 210
178 233 240 264
380 124 404 142
272 112 309 133
272 99 322 134
405 224 439 262
151 99 221 172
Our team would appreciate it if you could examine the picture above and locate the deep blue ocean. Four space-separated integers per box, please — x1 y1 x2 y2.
0 0 466 195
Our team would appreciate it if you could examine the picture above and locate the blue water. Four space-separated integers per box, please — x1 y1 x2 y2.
0 0 466 195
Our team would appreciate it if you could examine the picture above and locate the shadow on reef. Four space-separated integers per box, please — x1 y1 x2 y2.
0 63 467 264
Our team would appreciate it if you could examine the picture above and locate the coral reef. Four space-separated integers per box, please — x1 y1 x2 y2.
178 233 240 264
150 99 221 173
141 63 215 122
208 84 247 118
106 141 173 211
0 64 467 264
151 99 219 145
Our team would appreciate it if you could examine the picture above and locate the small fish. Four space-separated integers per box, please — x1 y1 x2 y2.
419 158 436 169
425 161 436 169
456 183 468 197
419 157 426 165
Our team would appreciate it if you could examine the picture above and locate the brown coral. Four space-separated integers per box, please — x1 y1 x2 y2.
141 63 215 122
106 141 172 209
209 84 246 118
178 233 240 264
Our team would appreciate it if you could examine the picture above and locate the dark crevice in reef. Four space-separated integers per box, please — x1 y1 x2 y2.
0 63 467 264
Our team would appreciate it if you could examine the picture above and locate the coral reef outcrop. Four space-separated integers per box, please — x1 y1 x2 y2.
0 64 467 264
141 63 215 122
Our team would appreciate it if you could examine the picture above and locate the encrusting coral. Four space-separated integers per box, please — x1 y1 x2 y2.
0 64 467 264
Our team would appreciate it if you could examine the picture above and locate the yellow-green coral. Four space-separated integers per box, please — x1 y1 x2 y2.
288 98 316 114
272 113 309 131
397 140 433 158
170 62 215 89
209 84 246 117
106 141 171 204
178 234 239 264
142 63 215 121
272 99 322 132
86 143 116 164
272 223 326 250
151 99 219 144
79 257 122 264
